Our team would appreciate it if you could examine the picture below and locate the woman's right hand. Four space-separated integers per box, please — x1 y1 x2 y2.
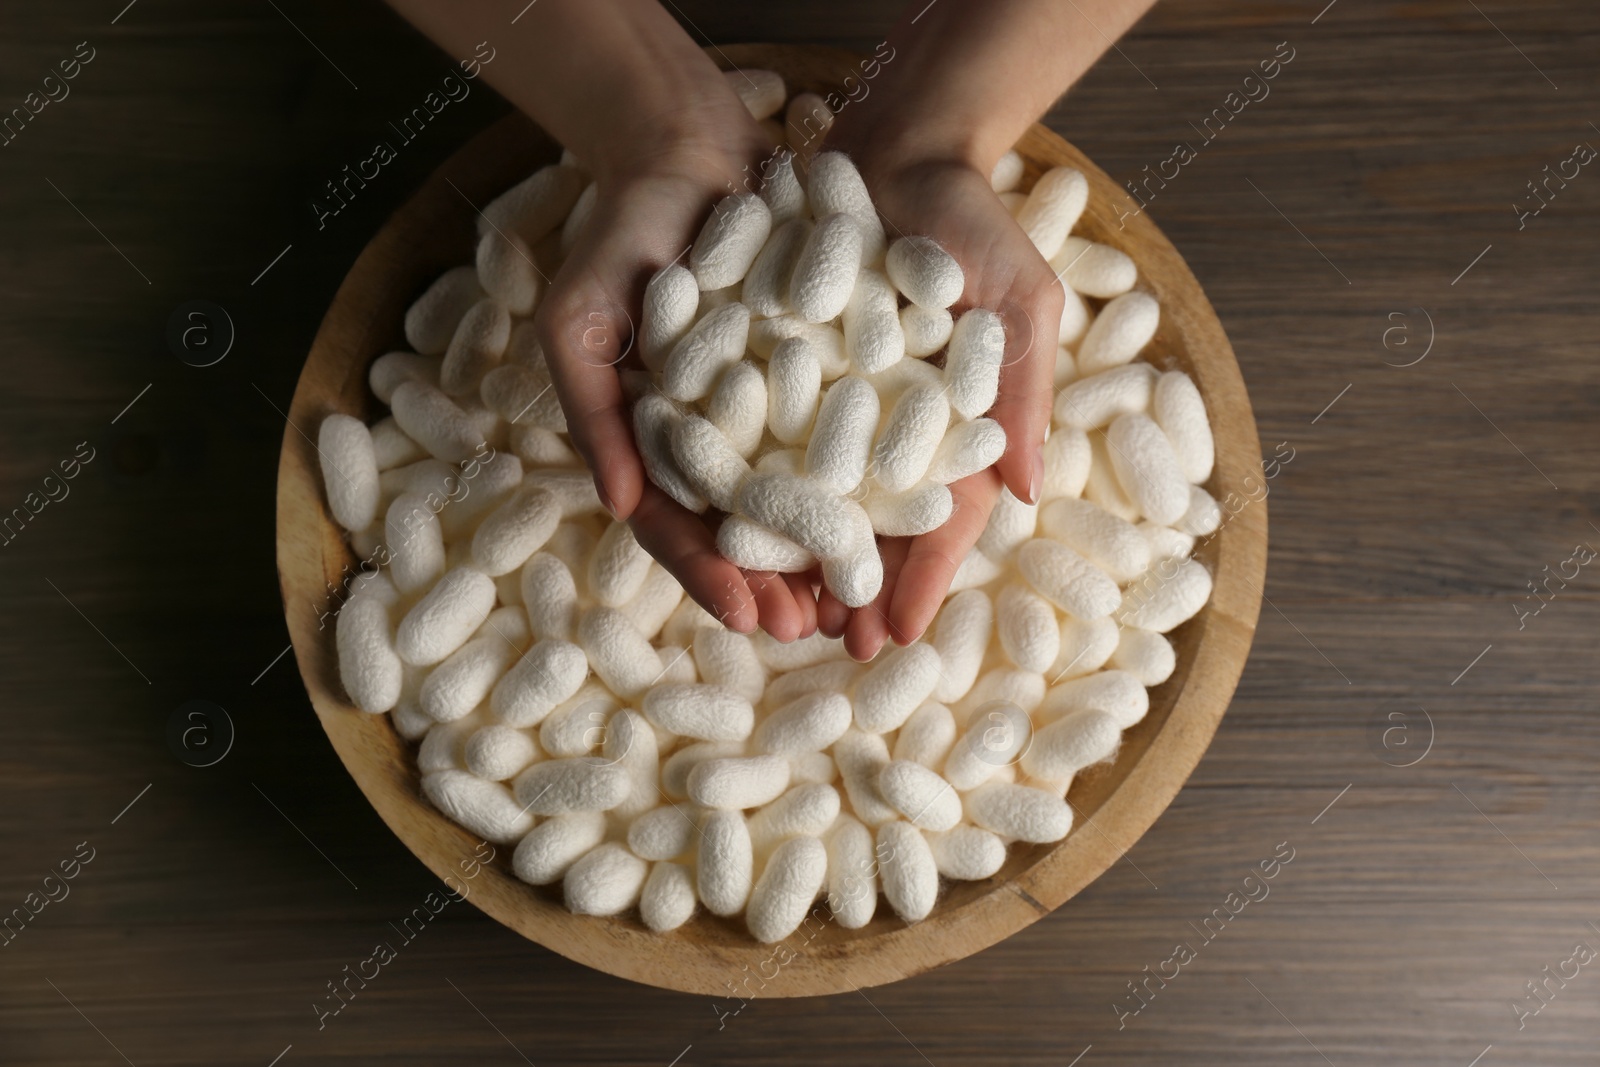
384 1 818 641
535 109 818 643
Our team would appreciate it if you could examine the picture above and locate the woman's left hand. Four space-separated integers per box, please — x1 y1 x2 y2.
812 151 1064 660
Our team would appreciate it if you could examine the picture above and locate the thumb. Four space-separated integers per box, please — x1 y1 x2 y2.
534 167 757 519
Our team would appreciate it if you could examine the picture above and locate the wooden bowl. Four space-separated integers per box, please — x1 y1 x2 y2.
275 44 1266 996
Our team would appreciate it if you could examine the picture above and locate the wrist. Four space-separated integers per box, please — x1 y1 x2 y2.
825 85 1017 191
828 109 992 193
579 73 769 193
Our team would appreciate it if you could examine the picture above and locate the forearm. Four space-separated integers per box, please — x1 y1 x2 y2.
830 0 1157 174
385 0 754 183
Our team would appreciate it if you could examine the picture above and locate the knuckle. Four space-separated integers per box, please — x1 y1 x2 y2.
536 275 589 320
535 281 612 340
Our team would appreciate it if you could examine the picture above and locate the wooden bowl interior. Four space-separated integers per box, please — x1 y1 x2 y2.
275 44 1266 997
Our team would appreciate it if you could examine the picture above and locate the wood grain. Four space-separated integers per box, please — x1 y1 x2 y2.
2 0 1598 1063
276 43 1265 997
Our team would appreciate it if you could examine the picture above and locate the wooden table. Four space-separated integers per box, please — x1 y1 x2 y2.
2 1 1596 1063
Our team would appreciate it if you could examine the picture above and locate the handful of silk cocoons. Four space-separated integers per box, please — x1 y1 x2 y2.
633 148 1005 607
316 69 1219 941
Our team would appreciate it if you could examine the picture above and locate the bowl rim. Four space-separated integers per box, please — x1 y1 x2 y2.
275 42 1266 997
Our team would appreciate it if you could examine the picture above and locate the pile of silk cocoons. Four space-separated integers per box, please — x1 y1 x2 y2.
635 146 1005 608
317 69 1221 942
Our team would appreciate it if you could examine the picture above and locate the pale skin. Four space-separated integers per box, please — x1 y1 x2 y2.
387 0 1158 659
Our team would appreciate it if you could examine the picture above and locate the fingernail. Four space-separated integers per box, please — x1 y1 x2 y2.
1025 448 1044 505
594 478 618 519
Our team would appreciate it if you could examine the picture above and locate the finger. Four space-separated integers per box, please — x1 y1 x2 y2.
745 568 803 643
536 176 725 522
989 281 1063 505
888 467 1003 645
537 277 646 520
627 485 758 634
844 537 910 662
782 571 819 639
817 584 851 639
